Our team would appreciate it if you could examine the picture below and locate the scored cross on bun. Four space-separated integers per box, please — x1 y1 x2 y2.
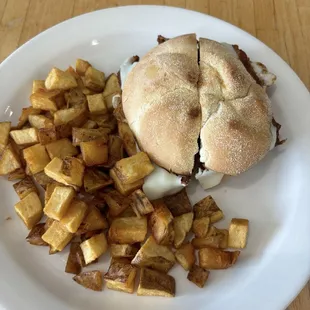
122 34 281 177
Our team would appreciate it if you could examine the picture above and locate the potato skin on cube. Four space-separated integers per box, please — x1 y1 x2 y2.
45 138 78 159
26 223 48 246
163 188 192 217
13 176 37 199
65 242 83 274
228 218 249 249
130 189 154 218
73 271 103 291
187 264 210 288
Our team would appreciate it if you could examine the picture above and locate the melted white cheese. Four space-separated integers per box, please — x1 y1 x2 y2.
120 58 137 89
251 62 276 87
195 168 224 190
270 124 277 150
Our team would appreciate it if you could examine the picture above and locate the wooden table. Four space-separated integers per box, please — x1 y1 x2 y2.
0 0 309 309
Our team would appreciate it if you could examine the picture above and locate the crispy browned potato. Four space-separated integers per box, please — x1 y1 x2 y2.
87 93 108 115
80 232 108 264
65 88 87 108
199 248 240 269
54 105 87 127
0 122 11 154
45 67 77 90
118 122 137 156
102 190 131 217
175 243 195 271
26 223 48 246
89 113 116 132
14 191 43 229
16 107 41 129
30 89 64 112
28 114 53 129
0 144 22 175
131 236 175 273
104 258 137 294
73 271 103 291
72 127 108 146
130 189 154 218
149 199 174 245
38 126 58 145
60 157 85 188
76 59 91 76
187 264 210 288
8 168 26 181
79 206 108 232
32 80 45 93
83 168 113 193
13 176 37 199
84 67 105 92
55 124 72 139
192 226 228 249
137 268 175 297
192 217 210 238
102 74 121 106
45 138 78 159
33 171 53 189
80 138 108 166
228 218 249 249
23 144 50 175
110 244 139 259
163 188 192 217
102 135 123 168
109 217 147 244
173 212 193 248
65 242 83 274
110 168 143 196
118 206 137 218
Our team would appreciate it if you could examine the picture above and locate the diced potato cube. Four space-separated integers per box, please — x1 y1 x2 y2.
187 264 209 288
0 144 22 175
149 199 174 245
76 59 91 76
199 248 240 269
43 185 75 220
38 126 58 145
102 74 121 98
175 243 195 271
13 176 37 199
23 144 50 174
53 106 87 127
192 226 228 249
44 157 67 184
114 152 154 185
192 217 210 238
14 191 43 229
32 80 46 93
55 124 72 139
163 188 192 217
45 67 77 90
109 217 147 244
16 107 42 129
102 190 131 217
80 138 108 166
65 242 83 274
228 218 249 249
110 168 143 196
46 138 78 159
79 206 108 232
60 199 88 233
80 232 108 264
82 120 97 129
110 244 139 259
130 189 154 218
26 223 48 246
84 67 105 92
72 127 108 146
28 114 53 129
45 181 61 205
102 135 123 168
131 236 175 273
30 89 64 111
87 93 107 115
193 195 224 224
137 268 175 297
83 168 113 193
10 128 39 146
73 271 103 291
89 114 116 132
173 212 193 248
33 171 53 189
118 122 137 156
42 220 73 251
8 168 26 181
0 122 11 153
104 258 137 294
65 87 87 108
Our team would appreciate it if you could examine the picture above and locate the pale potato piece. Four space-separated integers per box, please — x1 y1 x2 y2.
73 271 103 291
16 106 42 129
45 67 77 90
0 122 11 153
26 223 48 246
228 218 249 249
110 244 139 259
14 191 43 229
10 128 39 145
80 232 108 264
130 189 154 218
84 67 105 92
46 138 78 159
118 122 137 156
45 181 61 205
43 185 76 220
23 144 50 174
175 243 195 271
199 248 240 269
80 138 108 166
72 127 108 146
102 74 121 97
87 93 107 115
75 59 91 76
187 264 210 288
32 80 46 93
53 106 87 127
33 171 53 189
0 144 22 175
30 89 64 112
28 114 53 129
173 212 193 248
13 176 37 199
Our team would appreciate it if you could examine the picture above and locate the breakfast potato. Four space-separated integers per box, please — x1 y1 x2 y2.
130 189 154 218
118 122 137 156
60 157 85 188
44 182 61 204
23 144 50 174
131 236 175 273
102 135 123 168
32 80 46 93
173 212 193 248
175 242 195 271
14 191 43 229
55 124 72 139
84 67 105 92
73 271 103 291
43 185 76 220
65 87 87 108
44 157 67 184
89 113 116 132
137 268 175 298
149 199 174 245
80 232 108 264
75 59 91 76
10 128 39 146
65 242 83 274
105 93 121 114
45 138 78 159
228 218 249 249
28 115 53 129
26 223 48 246
109 168 143 196
114 152 154 185
30 89 64 112
110 244 139 259
0 122 11 153
109 217 147 244
79 206 108 232
87 93 108 115
53 106 87 127
187 264 210 288
102 190 131 217
80 138 108 166
199 248 240 270
193 195 224 224
163 188 192 217
83 168 113 193
60 199 88 233
118 206 137 218
33 171 53 189
13 176 37 199
72 127 108 146
44 217 55 231
38 126 58 145
82 120 98 129
45 67 77 90
16 106 41 129
0 144 22 175
192 226 228 249
8 168 26 181
102 74 121 98
192 217 210 238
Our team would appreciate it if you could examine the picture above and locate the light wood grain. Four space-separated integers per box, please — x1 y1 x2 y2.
0 0 309 308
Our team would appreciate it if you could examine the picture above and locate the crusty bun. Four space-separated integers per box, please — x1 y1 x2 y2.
122 34 201 176
199 38 273 175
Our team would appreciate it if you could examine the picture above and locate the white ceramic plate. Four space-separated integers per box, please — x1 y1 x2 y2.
0 5 310 310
